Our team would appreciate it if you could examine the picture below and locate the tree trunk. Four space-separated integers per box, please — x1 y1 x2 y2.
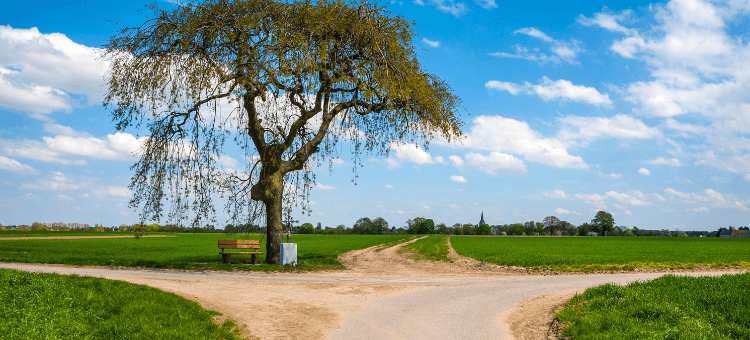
261 175 284 265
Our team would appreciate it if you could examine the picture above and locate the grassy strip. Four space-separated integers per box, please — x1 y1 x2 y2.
0 268 244 340
399 235 452 262
0 231 168 238
0 234 413 271
556 273 750 339
450 236 750 272
374 235 418 251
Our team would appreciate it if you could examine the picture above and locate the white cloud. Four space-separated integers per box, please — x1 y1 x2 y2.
330 158 345 165
664 187 747 211
606 190 652 206
422 38 440 48
20 171 90 191
515 27 554 43
57 194 73 201
638 168 651 176
543 189 567 199
0 132 147 164
423 205 430 209
574 193 608 210
314 183 335 190
449 155 464 168
0 155 36 174
486 77 611 106
450 175 467 183
385 184 394 189
577 9 636 35
450 203 459 208
464 152 527 174
557 114 661 145
555 208 581 215
597 171 622 179
92 185 132 200
42 123 91 137
492 28 583 64
458 115 588 169
386 142 446 169
474 0 496 10
414 0 468 17
309 201 317 205
646 157 682 167
687 207 709 212
0 26 108 116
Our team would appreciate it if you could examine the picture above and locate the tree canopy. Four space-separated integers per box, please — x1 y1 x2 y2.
104 0 463 263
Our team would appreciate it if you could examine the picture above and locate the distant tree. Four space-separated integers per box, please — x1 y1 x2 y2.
436 222 450 235
476 223 491 235
542 216 561 233
370 217 389 235
353 217 373 235
462 223 475 235
298 223 315 234
591 211 614 236
37 225 50 232
316 222 322 230
225 224 235 234
738 226 749 231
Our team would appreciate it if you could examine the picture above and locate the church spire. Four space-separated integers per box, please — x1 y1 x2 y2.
479 210 485 226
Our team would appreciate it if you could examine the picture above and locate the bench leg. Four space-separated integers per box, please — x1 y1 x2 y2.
222 253 232 264
251 254 258 265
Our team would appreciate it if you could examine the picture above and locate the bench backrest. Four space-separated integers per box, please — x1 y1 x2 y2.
218 240 261 249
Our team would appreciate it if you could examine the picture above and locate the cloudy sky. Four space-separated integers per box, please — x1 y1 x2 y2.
2 0 749 230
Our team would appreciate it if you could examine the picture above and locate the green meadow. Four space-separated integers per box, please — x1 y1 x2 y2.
557 273 750 339
450 236 750 272
400 235 452 262
0 233 413 271
0 268 243 340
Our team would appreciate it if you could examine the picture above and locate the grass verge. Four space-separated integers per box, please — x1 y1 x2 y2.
0 268 244 339
399 235 452 262
556 273 750 339
374 235 418 251
450 236 750 272
0 234 414 272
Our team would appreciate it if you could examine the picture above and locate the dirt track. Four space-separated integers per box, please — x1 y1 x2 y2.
0 237 745 340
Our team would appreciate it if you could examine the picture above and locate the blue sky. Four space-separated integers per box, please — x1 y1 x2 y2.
1 0 749 230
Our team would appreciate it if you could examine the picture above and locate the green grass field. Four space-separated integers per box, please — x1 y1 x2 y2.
556 273 750 339
0 234 413 271
450 236 750 272
0 268 243 340
399 235 452 262
0 230 143 237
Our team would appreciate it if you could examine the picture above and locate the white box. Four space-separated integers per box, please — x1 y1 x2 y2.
279 243 297 266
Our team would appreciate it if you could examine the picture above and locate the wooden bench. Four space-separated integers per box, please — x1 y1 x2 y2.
218 240 263 264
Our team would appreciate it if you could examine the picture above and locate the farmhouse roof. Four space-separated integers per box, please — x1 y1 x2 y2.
731 230 749 236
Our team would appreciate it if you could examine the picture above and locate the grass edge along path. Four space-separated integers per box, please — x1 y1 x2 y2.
399 235 452 262
374 235 419 251
0 268 246 340
0 234 415 272
450 236 750 273
556 273 750 339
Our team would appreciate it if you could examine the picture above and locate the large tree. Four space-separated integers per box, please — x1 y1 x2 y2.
591 210 615 236
103 0 462 263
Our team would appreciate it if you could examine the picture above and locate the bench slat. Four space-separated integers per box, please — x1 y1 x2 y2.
220 245 261 249
219 240 260 246
219 251 263 255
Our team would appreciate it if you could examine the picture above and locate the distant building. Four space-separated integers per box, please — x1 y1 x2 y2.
719 229 734 237
688 231 709 237
479 211 486 226
727 230 750 238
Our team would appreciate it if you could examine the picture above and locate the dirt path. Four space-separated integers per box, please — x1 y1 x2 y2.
1 237 745 340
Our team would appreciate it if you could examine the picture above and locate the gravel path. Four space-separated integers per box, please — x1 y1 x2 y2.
1 237 745 340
